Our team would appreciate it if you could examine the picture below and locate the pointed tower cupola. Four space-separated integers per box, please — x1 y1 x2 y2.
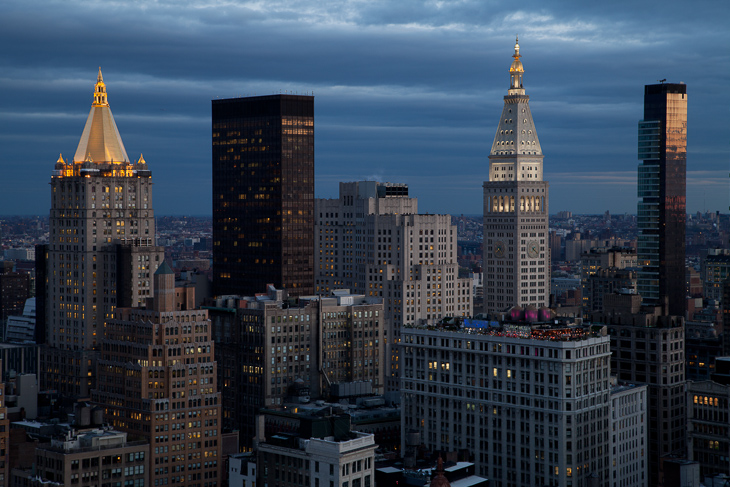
508 37 525 95
73 67 130 164
93 67 108 107
489 39 543 164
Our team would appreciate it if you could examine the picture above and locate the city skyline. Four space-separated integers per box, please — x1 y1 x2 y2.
1 0 728 216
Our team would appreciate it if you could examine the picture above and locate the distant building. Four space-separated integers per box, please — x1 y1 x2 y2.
566 237 635 263
724 280 730 356
584 268 637 315
212 94 314 298
402 316 612 486
0 271 30 324
4 298 35 343
701 251 730 302
637 83 688 316
3 248 35 262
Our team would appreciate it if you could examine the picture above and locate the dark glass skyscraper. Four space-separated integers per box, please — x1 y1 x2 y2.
637 83 687 316
212 95 314 297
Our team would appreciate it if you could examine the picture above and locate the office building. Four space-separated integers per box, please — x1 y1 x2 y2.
610 383 648 487
315 181 472 391
597 292 686 486
685 321 722 381
205 285 384 448
4 298 35 343
482 39 550 313
580 247 637 313
11 428 148 487
584 268 637 316
566 237 636 263
255 411 376 487
228 452 256 487
212 95 314 298
724 280 730 356
0 363 7 487
637 83 687 315
687 378 730 480
41 69 164 398
401 317 612 486
0 270 30 324
92 263 222 486
701 250 730 303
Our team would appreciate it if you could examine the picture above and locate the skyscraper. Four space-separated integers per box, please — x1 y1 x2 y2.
93 263 222 486
42 69 164 398
637 83 687 316
212 95 314 297
315 181 472 391
482 39 550 314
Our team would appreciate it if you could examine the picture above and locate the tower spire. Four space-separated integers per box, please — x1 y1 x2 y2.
508 36 525 95
93 67 108 107
73 69 129 163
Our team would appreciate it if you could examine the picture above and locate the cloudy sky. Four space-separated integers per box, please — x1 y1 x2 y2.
0 0 728 216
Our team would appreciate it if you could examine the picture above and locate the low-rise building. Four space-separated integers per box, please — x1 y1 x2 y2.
256 412 376 487
10 428 148 487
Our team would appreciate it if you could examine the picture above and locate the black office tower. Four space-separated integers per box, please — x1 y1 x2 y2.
212 95 314 297
637 83 687 317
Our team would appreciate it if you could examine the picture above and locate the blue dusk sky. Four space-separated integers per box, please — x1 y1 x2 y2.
0 0 728 216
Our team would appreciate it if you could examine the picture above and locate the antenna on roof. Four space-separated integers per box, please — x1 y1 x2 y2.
658 79 666 84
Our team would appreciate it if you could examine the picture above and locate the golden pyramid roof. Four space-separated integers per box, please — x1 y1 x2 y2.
73 68 130 164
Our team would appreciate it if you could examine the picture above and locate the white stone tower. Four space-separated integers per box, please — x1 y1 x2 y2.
483 39 550 314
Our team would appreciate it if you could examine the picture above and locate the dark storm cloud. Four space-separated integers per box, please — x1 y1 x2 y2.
0 0 728 215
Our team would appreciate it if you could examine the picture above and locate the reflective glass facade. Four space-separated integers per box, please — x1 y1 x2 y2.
637 84 687 316
212 95 314 297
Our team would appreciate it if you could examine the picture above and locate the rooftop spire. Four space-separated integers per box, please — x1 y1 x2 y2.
508 36 525 95
73 68 130 163
93 67 108 107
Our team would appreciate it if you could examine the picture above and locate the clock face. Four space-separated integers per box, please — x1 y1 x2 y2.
527 240 539 258
494 240 506 258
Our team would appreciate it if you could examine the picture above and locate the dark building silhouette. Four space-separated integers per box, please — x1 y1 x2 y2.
212 95 314 297
34 244 48 344
0 270 30 323
597 292 686 486
637 83 687 316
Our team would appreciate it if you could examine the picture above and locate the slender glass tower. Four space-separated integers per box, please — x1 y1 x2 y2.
637 83 687 316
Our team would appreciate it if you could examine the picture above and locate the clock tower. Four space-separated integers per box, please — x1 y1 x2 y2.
482 38 550 314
